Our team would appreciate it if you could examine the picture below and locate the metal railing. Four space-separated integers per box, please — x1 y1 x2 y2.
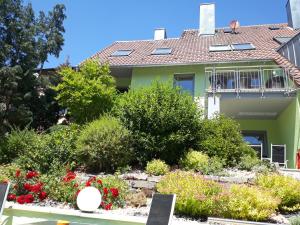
205 65 297 94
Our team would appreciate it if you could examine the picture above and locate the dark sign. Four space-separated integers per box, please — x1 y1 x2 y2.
0 183 9 217
272 145 285 163
146 194 176 225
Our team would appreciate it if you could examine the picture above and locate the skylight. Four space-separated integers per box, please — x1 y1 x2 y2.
152 48 172 55
273 37 292 44
111 50 132 56
223 27 232 33
209 45 231 52
269 26 280 30
231 43 255 50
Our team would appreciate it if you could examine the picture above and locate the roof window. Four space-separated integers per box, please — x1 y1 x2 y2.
209 45 231 52
273 36 292 44
152 48 172 55
231 43 255 50
269 26 281 30
111 50 132 56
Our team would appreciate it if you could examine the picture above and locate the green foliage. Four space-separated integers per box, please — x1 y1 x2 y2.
238 155 261 171
180 151 224 175
197 115 256 167
3 125 80 173
256 173 300 211
114 81 202 165
101 175 129 201
0 164 19 182
54 60 117 124
225 185 280 221
157 171 227 219
0 0 66 133
146 159 170 176
290 217 300 225
75 116 133 172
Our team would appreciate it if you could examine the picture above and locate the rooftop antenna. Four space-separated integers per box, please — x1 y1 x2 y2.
230 20 240 34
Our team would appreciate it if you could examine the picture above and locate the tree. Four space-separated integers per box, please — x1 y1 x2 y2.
53 60 117 124
114 81 202 165
0 0 66 134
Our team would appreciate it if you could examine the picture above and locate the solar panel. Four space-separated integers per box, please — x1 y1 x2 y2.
209 45 231 52
152 48 172 55
0 183 9 218
111 50 132 56
231 43 255 50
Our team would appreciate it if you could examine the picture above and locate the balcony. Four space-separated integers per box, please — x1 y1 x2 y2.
205 66 297 96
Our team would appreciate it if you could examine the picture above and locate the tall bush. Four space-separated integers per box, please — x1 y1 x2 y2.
198 115 256 167
53 60 117 124
114 81 202 165
75 116 133 172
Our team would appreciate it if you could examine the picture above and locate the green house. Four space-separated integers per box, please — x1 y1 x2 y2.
87 2 300 168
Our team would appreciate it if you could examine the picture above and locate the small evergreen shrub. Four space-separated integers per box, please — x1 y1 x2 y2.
157 171 227 219
75 116 133 172
256 173 300 212
225 185 280 221
179 151 224 175
238 155 261 171
198 115 257 167
146 159 169 176
290 216 300 225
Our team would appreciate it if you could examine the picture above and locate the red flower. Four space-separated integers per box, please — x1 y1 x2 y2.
110 188 119 198
85 181 91 187
63 171 76 182
88 176 96 182
74 183 79 188
97 179 102 185
105 203 112 210
1 180 8 184
7 193 16 201
17 195 26 204
15 169 21 178
24 194 34 203
26 171 38 179
23 183 32 191
39 192 47 201
103 188 108 195
30 183 42 193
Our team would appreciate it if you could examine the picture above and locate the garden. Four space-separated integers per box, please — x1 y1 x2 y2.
1 60 300 224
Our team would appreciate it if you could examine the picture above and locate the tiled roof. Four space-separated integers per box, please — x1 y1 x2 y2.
89 23 300 85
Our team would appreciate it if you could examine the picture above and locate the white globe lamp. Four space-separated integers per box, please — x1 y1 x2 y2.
76 187 102 212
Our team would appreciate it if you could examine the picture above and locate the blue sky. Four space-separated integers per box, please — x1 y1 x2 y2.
26 0 289 68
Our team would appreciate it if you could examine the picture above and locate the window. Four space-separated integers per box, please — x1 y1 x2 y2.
111 50 132 56
273 37 292 45
242 131 267 158
239 70 261 89
209 45 231 52
174 74 195 97
152 48 172 55
223 27 232 33
269 26 280 30
231 43 255 50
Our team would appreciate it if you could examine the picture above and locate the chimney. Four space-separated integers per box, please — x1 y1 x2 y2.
287 0 300 29
199 3 216 35
154 28 167 40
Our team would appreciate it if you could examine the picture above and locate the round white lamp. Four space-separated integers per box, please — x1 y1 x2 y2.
76 187 102 212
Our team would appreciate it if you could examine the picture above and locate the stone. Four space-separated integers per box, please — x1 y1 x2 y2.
122 173 148 181
128 180 156 189
147 176 162 183
270 214 289 224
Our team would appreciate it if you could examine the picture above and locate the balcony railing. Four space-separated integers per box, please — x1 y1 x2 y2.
205 66 297 94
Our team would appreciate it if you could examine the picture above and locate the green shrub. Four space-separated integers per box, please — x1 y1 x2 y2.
225 185 280 221
75 116 133 172
238 155 261 171
9 125 80 173
256 173 300 212
157 171 227 219
290 216 300 225
197 115 257 167
114 81 202 165
180 151 224 175
146 159 169 176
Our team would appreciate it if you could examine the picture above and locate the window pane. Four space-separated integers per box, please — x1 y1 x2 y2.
152 48 172 55
232 43 255 50
111 50 132 56
174 74 194 96
209 45 231 52
273 37 292 44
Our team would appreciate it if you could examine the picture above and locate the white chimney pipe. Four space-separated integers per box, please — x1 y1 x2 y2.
199 3 216 35
154 28 167 40
287 0 300 30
